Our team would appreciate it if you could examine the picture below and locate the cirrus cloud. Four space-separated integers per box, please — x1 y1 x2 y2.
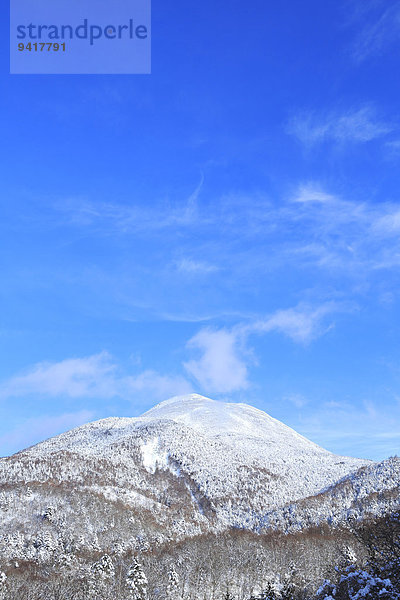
287 105 393 148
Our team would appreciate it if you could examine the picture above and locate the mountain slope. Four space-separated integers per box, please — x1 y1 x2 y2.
4 394 369 520
262 455 400 533
0 393 396 568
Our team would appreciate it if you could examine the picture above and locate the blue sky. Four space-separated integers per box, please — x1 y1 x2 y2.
1 0 400 460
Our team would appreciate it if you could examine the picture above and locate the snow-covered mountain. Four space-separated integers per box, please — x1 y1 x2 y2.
0 394 398 566
262 455 400 533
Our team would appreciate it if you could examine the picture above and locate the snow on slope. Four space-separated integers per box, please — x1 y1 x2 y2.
139 394 370 502
262 456 400 533
22 393 359 468
0 394 397 566
142 394 323 449
1 394 370 528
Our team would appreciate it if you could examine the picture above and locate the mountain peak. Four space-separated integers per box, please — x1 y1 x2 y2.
140 394 319 448
147 393 214 410
1 391 377 553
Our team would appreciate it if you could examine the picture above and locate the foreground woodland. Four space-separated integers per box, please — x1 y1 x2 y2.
0 511 398 600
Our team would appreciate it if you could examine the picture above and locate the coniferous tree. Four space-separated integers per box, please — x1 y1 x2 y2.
259 580 279 600
223 589 235 600
0 572 6 600
126 557 148 600
167 566 180 598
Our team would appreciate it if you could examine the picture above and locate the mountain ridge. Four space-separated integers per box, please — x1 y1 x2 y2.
0 393 397 571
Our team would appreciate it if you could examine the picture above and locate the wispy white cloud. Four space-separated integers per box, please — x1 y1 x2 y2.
292 185 336 205
122 370 193 399
175 258 218 274
350 1 400 63
287 105 393 147
183 302 340 395
279 182 400 273
0 352 116 399
0 301 339 412
284 393 309 409
184 328 249 394
49 179 400 281
25 178 400 328
385 139 400 155
250 303 338 344
43 181 400 330
183 173 204 223
0 352 192 403
57 176 205 235
373 209 400 236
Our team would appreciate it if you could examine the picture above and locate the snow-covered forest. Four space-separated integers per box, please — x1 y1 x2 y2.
0 397 398 599
0 511 399 599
